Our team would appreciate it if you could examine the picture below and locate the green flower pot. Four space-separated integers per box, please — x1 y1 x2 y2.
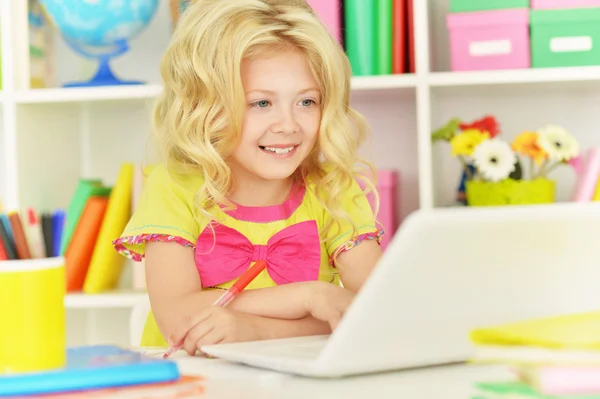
466 178 556 206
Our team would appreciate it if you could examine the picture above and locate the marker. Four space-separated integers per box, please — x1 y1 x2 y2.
163 260 267 359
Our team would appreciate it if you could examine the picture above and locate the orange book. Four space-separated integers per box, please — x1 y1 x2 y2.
8 211 32 259
392 0 406 74
65 197 109 292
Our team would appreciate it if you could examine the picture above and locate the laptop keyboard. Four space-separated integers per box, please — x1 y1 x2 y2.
256 341 326 359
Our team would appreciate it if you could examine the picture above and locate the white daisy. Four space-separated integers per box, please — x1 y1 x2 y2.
472 139 516 182
537 124 579 162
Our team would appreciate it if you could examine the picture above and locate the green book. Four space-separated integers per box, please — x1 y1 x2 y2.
60 179 112 255
474 381 600 399
344 0 377 76
375 0 392 75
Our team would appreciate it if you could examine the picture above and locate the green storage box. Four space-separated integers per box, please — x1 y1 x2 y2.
531 8 600 68
450 0 529 13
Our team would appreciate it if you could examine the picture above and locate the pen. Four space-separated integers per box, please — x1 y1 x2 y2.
163 260 267 359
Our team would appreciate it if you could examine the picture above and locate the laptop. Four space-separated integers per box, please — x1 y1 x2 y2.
201 203 600 377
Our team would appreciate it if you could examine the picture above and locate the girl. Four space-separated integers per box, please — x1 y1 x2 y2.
113 0 384 355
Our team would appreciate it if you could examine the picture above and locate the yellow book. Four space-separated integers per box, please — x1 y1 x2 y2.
83 163 134 293
470 311 600 350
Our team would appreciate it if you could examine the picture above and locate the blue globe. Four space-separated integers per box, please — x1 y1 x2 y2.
39 0 159 87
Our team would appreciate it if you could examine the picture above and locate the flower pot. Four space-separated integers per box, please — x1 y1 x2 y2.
466 178 556 206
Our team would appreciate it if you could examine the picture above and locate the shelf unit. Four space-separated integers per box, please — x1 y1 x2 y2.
1 1 598 345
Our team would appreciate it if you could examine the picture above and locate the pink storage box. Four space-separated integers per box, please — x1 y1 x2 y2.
363 170 399 252
447 8 530 71
305 0 342 42
532 0 600 8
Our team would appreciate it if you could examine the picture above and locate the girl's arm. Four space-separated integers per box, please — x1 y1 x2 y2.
145 241 338 342
335 240 383 292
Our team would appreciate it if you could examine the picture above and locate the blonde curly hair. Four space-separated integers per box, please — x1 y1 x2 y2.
153 0 378 244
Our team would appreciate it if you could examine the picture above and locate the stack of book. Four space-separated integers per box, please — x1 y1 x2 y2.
470 311 600 398
0 162 138 294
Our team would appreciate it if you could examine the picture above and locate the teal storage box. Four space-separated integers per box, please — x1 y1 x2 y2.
450 0 529 13
531 8 600 67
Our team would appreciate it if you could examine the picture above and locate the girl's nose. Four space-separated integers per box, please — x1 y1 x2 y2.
271 109 300 135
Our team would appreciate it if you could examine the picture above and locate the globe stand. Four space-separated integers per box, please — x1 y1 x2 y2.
63 38 144 88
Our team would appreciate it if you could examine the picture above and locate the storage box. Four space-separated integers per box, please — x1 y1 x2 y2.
451 0 529 13
447 9 530 71
362 170 399 252
530 8 600 67
532 0 600 9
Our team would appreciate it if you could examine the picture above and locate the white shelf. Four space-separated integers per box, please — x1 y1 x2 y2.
9 75 416 104
429 66 600 87
12 66 600 105
351 74 416 90
65 291 146 309
14 84 163 104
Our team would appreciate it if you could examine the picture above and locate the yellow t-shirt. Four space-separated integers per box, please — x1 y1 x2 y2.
113 164 383 346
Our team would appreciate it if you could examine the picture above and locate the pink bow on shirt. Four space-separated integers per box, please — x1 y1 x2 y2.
195 220 321 287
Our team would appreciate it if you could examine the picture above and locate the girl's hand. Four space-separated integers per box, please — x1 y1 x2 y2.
305 282 356 331
170 307 262 356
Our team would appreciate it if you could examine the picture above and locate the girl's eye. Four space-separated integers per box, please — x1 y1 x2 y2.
300 99 316 106
253 100 270 108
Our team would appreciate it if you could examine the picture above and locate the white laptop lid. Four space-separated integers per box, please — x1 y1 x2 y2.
317 203 600 374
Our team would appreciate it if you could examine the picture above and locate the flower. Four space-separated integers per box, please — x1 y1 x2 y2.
460 116 500 138
450 129 489 157
472 138 517 182
512 131 547 165
537 125 579 162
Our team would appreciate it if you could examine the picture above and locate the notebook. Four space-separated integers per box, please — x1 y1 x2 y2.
0 346 179 397
470 311 600 366
470 311 600 350
473 380 600 399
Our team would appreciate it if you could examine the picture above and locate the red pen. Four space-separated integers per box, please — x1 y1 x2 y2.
163 260 267 359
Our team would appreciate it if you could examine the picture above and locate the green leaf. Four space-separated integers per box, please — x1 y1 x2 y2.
432 118 461 142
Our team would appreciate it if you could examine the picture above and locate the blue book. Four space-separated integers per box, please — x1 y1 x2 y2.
0 346 180 397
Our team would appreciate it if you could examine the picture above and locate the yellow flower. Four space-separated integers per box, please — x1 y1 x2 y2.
512 131 547 165
450 129 489 157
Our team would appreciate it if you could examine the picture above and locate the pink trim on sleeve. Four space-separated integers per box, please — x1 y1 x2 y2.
112 234 195 262
329 230 384 267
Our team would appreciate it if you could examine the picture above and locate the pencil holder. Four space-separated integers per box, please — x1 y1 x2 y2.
0 257 66 373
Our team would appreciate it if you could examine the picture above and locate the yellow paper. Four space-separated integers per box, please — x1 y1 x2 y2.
470 311 600 350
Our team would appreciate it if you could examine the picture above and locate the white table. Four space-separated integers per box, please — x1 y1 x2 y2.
140 349 514 399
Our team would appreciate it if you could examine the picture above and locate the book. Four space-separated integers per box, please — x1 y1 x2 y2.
376 0 393 75
345 0 377 76
60 179 111 255
21 375 205 399
306 0 342 43
84 163 134 293
516 365 600 396
470 344 600 366
392 0 406 74
0 346 180 397
470 311 600 350
65 197 109 292
473 380 600 399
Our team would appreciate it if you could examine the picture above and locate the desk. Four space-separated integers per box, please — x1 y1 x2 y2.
142 350 514 399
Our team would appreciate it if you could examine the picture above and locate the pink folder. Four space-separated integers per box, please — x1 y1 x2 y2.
521 366 600 396
306 0 341 42
571 148 600 202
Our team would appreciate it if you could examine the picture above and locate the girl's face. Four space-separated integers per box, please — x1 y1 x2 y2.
230 47 321 184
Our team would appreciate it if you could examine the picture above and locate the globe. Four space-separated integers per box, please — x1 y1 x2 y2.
39 0 159 87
